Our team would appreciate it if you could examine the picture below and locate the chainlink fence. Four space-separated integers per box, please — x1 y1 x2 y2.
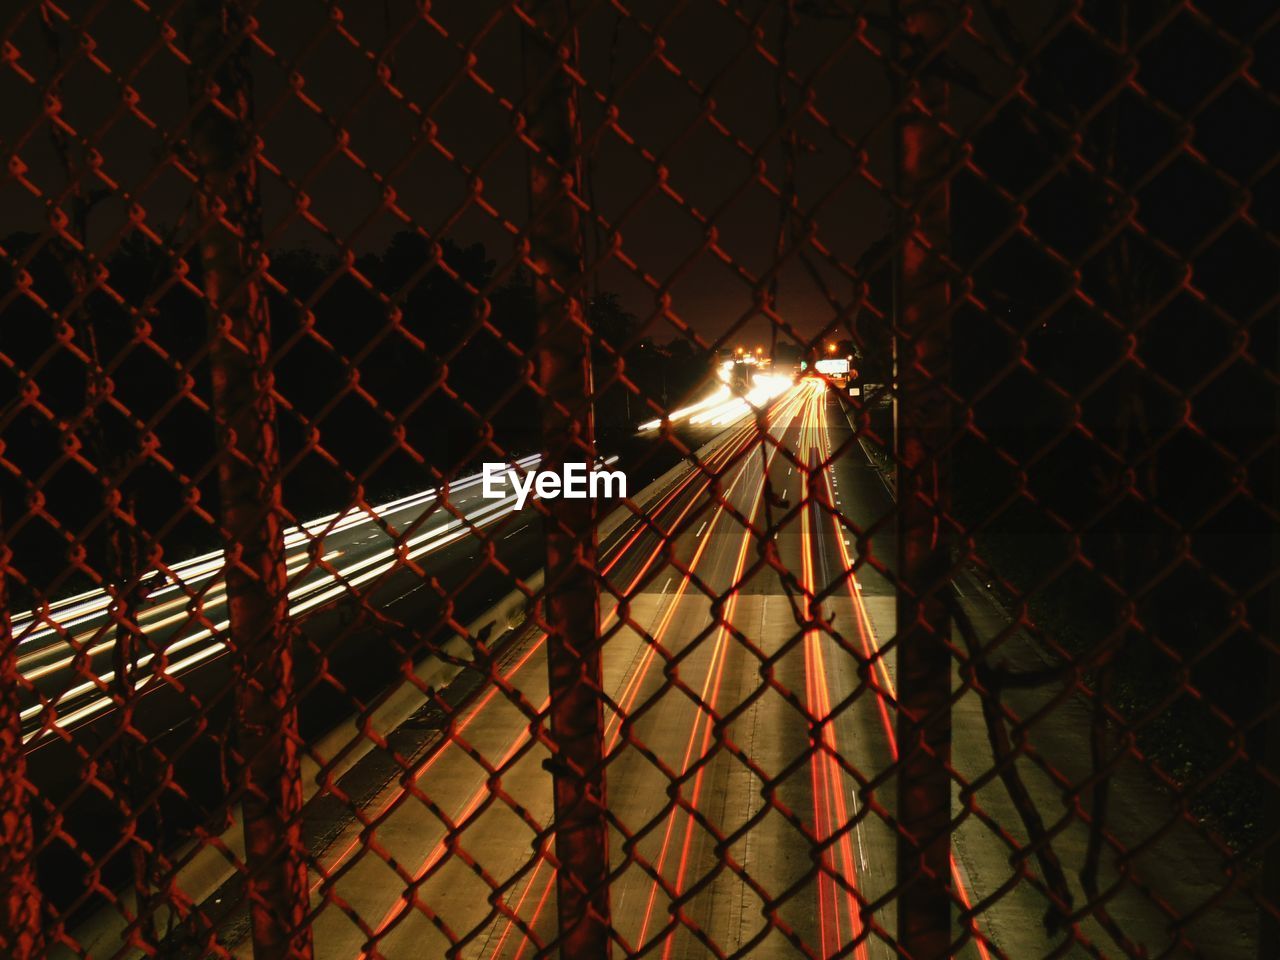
1 0 1277 958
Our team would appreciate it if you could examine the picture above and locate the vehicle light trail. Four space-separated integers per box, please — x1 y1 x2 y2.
487 386 810 959
638 374 795 432
318 422 762 907
20 487 534 743
19 549 345 683
11 455 545 645
17 456 641 744
800 390 868 960
637 385 731 432
486 389 811 958
345 402 807 953
632 389 809 953
813 391 995 960
658 450 779 960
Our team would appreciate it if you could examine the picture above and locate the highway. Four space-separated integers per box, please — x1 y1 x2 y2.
298 379 961 959
13 372 792 754
30 377 1254 958
286 379 1253 960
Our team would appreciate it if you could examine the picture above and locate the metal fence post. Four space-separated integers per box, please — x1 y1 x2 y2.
894 2 955 957
522 1 612 955
0 523 43 959
186 3 313 957
1263 324 1280 959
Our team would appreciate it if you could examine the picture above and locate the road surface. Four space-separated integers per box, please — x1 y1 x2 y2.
294 381 956 959
44 379 1253 958
285 379 1254 960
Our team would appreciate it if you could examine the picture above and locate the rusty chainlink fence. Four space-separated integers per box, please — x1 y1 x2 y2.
1 0 1277 958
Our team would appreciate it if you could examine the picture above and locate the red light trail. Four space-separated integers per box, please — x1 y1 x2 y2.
353 393 808 955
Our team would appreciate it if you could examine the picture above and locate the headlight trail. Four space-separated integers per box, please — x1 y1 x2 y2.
18 456 545 744
638 373 795 432
11 454 544 646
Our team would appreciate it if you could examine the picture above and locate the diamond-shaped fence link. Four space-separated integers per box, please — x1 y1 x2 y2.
0 1 1276 958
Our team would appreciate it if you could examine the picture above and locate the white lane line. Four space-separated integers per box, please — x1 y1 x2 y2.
850 790 870 872
390 582 428 605
502 523 530 541
695 521 707 538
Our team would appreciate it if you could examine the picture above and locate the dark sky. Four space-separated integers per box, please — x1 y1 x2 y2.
1 1 1073 350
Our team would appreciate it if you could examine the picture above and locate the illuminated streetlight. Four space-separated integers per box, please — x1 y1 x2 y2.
826 342 837 354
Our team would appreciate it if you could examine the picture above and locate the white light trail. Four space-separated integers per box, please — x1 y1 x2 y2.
18 453 622 744
638 372 794 432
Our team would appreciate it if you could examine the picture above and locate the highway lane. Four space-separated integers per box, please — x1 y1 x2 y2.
817 391 1258 960
282 381 999 960
573 381 931 960
18 403 753 756
170 378 1257 959
28 374 1106 958
27 410 758 937
294 407 778 958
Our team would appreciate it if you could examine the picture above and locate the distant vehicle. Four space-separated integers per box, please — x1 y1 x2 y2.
813 357 851 378
813 357 862 398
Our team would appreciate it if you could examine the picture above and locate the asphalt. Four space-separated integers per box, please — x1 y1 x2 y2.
22 411 727 928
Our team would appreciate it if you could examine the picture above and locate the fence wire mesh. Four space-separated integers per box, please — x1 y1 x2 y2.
1 0 1277 958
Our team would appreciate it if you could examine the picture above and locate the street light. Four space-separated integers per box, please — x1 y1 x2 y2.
826 342 837 354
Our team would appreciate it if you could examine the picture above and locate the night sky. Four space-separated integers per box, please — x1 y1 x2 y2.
1 0 1041 350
